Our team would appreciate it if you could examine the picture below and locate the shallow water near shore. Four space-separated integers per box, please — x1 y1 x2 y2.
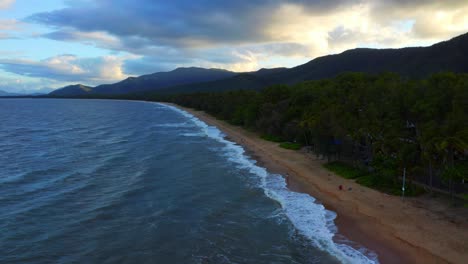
0 99 378 263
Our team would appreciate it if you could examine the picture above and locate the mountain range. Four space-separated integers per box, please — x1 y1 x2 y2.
0 90 51 97
49 32 468 97
0 87 54 97
50 67 237 96
0 90 20 96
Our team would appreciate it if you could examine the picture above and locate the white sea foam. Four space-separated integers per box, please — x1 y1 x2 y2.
159 103 379 264
180 132 205 137
152 122 194 128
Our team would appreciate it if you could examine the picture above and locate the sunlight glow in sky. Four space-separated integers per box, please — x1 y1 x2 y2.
0 0 467 92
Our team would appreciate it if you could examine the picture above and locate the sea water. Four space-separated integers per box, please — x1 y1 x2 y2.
0 99 378 263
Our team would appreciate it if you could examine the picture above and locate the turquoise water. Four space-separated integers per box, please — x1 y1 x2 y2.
0 99 377 263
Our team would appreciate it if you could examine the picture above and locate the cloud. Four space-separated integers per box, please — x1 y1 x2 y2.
0 19 20 30
42 29 183 57
411 7 468 39
0 76 63 94
0 32 13 39
31 0 468 52
13 0 468 80
25 1 368 73
0 19 21 39
0 54 132 84
0 0 14 10
44 30 120 48
121 42 317 75
28 0 358 49
369 0 468 39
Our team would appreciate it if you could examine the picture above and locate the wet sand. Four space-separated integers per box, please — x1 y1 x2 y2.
169 104 468 264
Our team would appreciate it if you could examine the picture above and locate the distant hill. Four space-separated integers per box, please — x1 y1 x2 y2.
157 32 468 94
0 90 21 96
0 89 53 97
50 67 237 96
49 32 468 96
155 68 288 94
250 67 288 76
268 32 468 84
22 87 55 95
50 84 93 96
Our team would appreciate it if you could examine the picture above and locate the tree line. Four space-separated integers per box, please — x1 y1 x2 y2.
151 72 467 197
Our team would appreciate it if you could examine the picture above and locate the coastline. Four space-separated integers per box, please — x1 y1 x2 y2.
168 103 468 264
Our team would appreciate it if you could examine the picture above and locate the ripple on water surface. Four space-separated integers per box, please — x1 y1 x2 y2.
0 99 378 263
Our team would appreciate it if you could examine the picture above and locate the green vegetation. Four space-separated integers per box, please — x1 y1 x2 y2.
355 175 398 195
262 135 302 151
164 72 467 198
324 161 425 196
323 161 367 179
355 175 424 196
279 142 302 150
261 134 283 142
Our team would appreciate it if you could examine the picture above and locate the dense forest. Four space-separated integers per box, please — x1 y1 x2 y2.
158 72 467 198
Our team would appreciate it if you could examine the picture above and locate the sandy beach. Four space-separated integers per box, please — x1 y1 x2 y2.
170 104 468 264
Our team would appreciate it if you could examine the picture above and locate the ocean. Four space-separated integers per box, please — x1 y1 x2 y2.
0 99 378 263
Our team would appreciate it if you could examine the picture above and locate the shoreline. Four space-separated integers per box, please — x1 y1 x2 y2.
169 103 468 264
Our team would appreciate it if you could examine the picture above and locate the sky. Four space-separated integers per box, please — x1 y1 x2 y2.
0 0 467 93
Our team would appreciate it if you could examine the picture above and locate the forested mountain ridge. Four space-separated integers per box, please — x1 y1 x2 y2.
50 32 468 97
49 67 237 96
92 67 237 95
270 32 468 83
48 84 92 96
164 32 468 94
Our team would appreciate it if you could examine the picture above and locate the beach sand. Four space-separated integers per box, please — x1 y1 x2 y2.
170 104 468 264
